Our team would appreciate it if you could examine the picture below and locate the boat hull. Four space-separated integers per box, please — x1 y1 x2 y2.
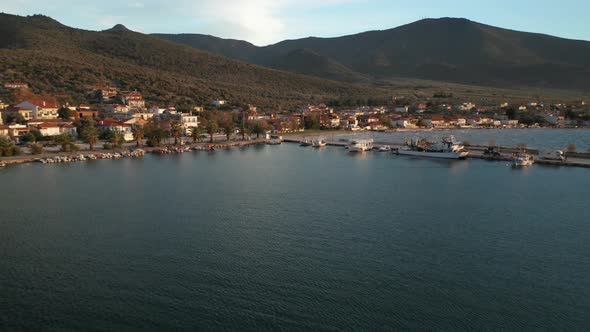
397 149 469 159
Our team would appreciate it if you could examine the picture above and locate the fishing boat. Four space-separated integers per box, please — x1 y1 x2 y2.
512 151 534 167
397 136 469 159
349 139 374 152
312 138 327 147
300 138 312 147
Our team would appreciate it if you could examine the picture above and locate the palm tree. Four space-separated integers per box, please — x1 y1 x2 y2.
131 125 144 147
54 134 75 152
190 126 202 143
171 121 183 145
205 119 219 143
81 126 99 151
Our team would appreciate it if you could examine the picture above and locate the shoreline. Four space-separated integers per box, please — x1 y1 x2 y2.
0 139 266 167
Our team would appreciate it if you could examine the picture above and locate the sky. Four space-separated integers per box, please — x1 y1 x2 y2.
1 0 589 45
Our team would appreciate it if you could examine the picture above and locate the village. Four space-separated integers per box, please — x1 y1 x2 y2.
1 82 590 161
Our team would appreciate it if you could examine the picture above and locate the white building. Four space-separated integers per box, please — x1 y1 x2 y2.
14 100 59 119
180 114 199 134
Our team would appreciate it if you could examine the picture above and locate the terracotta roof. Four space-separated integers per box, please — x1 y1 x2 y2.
38 123 60 128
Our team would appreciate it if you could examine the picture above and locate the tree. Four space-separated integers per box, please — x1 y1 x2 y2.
29 142 44 155
170 121 183 145
379 115 393 128
54 134 77 152
131 125 144 147
110 131 124 149
81 125 99 151
219 114 234 141
205 118 219 143
190 126 202 143
144 123 167 146
505 108 517 120
21 132 36 144
6 113 26 125
58 107 73 120
250 120 267 139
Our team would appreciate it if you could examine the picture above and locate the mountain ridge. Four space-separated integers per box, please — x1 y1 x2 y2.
0 13 389 108
154 17 590 90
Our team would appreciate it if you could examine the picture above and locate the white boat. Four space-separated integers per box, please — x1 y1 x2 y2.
312 138 327 147
378 145 392 152
513 151 534 167
397 136 469 159
266 139 282 145
349 139 374 152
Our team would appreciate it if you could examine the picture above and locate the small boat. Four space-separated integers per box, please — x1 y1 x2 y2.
0 162 5 167
300 138 312 147
266 139 282 145
349 139 374 152
312 138 327 147
513 151 534 167
378 145 392 152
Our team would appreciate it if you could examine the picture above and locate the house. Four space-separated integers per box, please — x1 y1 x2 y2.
60 124 78 136
0 125 9 137
6 106 34 121
467 117 483 126
148 105 166 115
14 100 59 119
501 119 519 127
37 123 62 137
394 106 409 113
4 82 29 89
122 117 148 126
105 104 130 113
132 112 154 120
396 118 416 128
8 124 29 141
422 115 446 128
98 118 134 141
121 91 145 108
78 110 99 119
92 86 118 101
212 100 227 107
180 114 199 134
457 102 476 111
0 100 6 110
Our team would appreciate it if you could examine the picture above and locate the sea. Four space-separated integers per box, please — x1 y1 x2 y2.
1 142 589 330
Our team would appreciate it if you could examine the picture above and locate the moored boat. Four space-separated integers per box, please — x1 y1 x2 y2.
312 138 327 147
349 139 374 152
397 136 469 159
512 151 534 167
378 145 392 152
300 138 312 147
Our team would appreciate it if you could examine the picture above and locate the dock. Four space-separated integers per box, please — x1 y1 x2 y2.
283 139 590 168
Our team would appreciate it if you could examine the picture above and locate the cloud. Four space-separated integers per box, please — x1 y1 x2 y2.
1 0 361 45
181 0 361 45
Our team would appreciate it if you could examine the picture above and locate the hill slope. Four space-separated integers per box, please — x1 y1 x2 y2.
155 18 590 90
0 13 387 108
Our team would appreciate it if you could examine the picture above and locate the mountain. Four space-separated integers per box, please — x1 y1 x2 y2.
155 18 590 90
0 13 387 108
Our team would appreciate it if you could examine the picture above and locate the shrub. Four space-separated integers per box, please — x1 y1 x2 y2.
29 143 44 155
103 143 113 150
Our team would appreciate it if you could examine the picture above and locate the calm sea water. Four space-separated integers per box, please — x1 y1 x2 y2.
1 144 589 331
337 128 590 151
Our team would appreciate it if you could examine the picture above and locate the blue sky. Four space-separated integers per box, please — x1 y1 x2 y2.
1 0 588 45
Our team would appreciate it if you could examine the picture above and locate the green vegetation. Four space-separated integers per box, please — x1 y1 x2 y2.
0 137 21 156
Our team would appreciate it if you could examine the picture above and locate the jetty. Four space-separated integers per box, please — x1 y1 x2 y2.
283 138 590 168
